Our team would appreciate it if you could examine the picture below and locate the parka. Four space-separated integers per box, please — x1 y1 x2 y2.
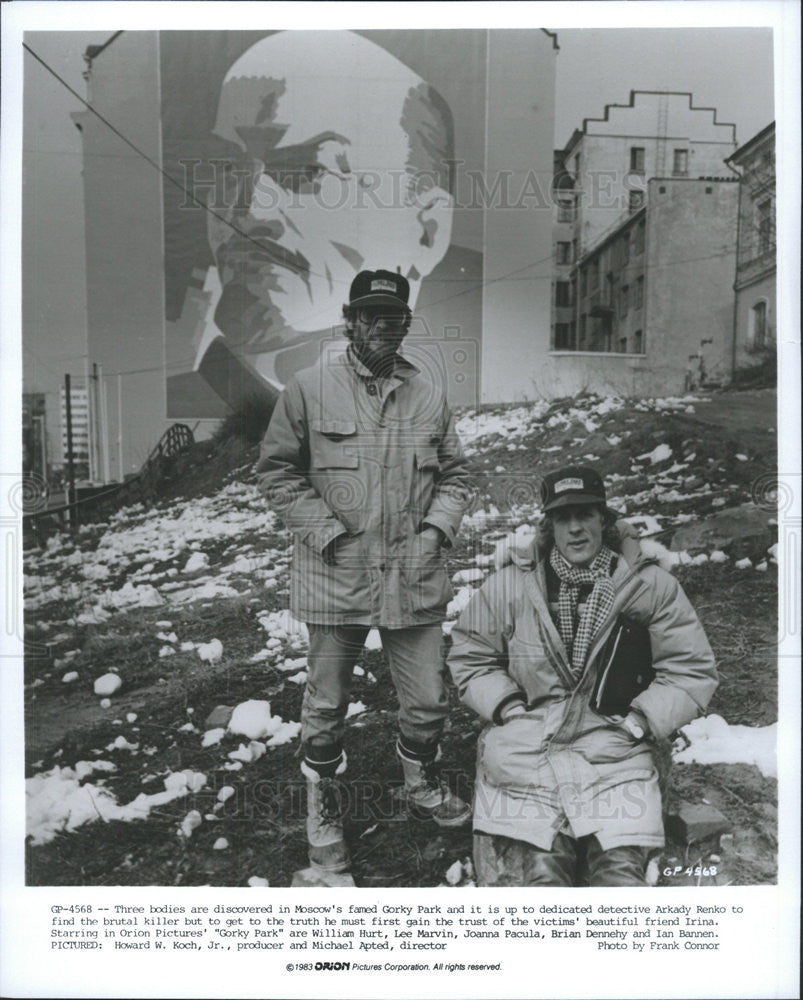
447 540 718 850
256 348 473 627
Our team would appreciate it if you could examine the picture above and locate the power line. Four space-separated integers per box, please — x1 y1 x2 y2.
22 41 314 284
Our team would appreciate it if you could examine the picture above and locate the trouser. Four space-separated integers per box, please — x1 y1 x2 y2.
302 623 449 775
474 831 650 887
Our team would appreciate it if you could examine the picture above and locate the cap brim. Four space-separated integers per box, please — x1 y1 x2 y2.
349 293 409 310
543 493 606 511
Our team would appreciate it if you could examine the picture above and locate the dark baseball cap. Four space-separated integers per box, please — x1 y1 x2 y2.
540 465 607 512
348 269 410 310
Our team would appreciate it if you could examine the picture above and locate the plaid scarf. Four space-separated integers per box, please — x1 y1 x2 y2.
550 545 616 676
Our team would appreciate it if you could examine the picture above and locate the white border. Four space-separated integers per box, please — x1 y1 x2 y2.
2 3 800 999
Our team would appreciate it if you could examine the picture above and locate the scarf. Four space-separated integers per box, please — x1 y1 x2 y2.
549 545 616 676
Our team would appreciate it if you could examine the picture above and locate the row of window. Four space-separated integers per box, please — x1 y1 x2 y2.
554 275 644 312
553 322 644 354
630 146 689 176
556 219 646 269
568 146 691 180
556 190 645 223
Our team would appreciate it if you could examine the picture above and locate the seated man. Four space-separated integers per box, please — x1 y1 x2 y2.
447 465 718 886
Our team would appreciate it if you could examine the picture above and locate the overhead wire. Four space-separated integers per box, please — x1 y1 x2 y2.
23 39 748 379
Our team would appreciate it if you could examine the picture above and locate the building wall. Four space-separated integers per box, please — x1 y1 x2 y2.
567 92 736 252
734 272 776 368
545 178 738 397
481 30 556 402
644 178 739 390
77 29 556 454
78 31 167 477
729 125 776 370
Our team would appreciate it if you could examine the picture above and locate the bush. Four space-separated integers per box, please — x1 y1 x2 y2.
730 347 777 390
212 394 275 445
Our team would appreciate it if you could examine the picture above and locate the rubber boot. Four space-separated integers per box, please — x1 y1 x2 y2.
396 742 471 828
300 759 350 874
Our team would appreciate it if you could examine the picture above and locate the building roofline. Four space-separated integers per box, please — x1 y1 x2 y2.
576 89 737 145
725 121 776 165
541 28 559 51
83 31 123 65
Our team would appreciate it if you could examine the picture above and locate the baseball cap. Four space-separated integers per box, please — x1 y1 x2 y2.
540 465 607 512
348 269 410 310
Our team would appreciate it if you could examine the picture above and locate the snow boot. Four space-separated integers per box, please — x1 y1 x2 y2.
396 741 471 828
300 759 350 874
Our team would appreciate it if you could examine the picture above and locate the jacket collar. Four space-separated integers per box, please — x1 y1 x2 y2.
345 343 419 382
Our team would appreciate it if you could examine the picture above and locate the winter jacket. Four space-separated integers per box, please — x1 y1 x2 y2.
447 543 718 850
256 347 473 627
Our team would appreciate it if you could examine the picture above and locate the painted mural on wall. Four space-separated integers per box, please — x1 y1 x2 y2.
161 30 487 417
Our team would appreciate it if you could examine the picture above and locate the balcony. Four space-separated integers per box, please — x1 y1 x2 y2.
588 291 614 318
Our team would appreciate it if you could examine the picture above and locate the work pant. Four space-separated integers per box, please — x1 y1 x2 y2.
302 623 449 772
474 831 650 887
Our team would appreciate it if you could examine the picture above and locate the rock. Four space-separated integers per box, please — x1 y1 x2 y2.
291 867 356 888
670 503 774 560
94 672 122 697
666 802 730 844
204 705 234 730
229 700 276 740
183 551 209 574
197 639 223 663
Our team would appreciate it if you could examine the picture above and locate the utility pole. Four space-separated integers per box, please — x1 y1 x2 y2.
64 374 76 524
99 364 110 483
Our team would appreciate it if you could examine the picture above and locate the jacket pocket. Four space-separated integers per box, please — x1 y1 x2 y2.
310 421 363 533
479 715 547 789
310 420 359 468
410 445 441 523
405 533 452 613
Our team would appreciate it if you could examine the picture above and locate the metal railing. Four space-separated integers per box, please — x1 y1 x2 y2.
23 423 194 545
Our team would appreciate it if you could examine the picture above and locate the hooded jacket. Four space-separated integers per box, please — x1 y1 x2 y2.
447 537 718 850
256 348 474 627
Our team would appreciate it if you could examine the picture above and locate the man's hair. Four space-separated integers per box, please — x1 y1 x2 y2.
535 504 621 561
401 83 455 198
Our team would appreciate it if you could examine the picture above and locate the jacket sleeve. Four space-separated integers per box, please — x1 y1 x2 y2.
447 573 527 723
421 402 475 547
631 566 719 739
255 377 348 555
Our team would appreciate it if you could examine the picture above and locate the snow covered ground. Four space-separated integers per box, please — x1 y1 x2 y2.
23 392 778 862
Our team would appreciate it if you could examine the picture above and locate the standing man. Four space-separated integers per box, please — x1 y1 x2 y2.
256 269 474 878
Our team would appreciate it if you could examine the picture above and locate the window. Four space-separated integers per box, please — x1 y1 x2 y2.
556 241 572 265
579 268 587 298
573 154 581 178
557 198 576 222
555 281 572 307
630 147 645 174
633 329 643 354
629 190 645 211
619 337 629 353
634 220 645 255
672 149 689 175
751 301 767 349
589 259 599 291
620 285 629 317
572 238 579 264
757 200 773 254
635 275 644 310
554 323 572 350
622 232 630 265
578 315 587 348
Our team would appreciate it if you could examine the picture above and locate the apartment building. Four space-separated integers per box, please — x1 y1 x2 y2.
726 123 776 371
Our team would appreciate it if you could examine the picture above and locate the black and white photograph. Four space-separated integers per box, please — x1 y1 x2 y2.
2 2 799 998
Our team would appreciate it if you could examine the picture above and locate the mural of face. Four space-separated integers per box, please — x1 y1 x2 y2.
206 31 455 379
